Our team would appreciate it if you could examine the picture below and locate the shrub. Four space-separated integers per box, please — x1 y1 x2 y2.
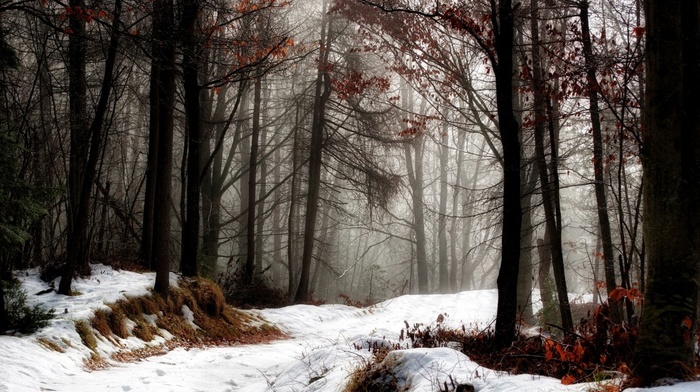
1 280 54 334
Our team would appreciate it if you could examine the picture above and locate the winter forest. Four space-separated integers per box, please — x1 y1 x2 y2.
1 0 699 390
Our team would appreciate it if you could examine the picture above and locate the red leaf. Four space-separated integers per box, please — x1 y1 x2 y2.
561 375 576 385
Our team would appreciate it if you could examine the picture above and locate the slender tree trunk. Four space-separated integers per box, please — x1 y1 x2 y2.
404 137 429 294
530 0 572 331
579 1 620 323
633 0 700 383
536 235 557 323
272 127 282 284
449 130 465 292
238 91 251 269
244 77 263 284
180 0 202 277
255 83 269 277
141 41 160 268
295 9 332 303
438 122 449 293
287 112 300 299
518 163 538 325
200 85 231 278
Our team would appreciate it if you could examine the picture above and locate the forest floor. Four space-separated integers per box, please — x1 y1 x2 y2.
1 264 699 391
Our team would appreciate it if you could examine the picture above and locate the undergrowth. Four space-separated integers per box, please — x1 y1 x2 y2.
401 304 638 387
344 342 405 392
80 276 284 370
1 279 54 334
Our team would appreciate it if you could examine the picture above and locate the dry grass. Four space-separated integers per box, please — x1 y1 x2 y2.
344 352 405 392
36 337 64 353
83 352 110 371
74 320 97 351
80 276 285 370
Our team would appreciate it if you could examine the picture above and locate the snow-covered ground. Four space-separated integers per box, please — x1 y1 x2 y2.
1 265 698 391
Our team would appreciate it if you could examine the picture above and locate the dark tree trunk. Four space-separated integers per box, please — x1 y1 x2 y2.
180 0 202 277
59 0 88 295
141 55 159 269
633 0 700 384
254 85 269 277
244 77 263 284
295 10 331 303
529 0 573 332
493 0 523 348
152 0 177 296
59 0 121 294
287 114 300 299
579 1 620 323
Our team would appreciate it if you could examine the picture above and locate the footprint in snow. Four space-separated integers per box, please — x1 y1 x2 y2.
155 369 166 376
122 386 132 391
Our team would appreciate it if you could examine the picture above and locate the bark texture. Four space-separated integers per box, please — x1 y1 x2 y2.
633 0 700 383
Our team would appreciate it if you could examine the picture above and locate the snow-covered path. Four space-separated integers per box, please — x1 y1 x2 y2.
2 265 699 391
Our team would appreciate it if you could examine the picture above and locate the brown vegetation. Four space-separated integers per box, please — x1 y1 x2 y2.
77 277 284 370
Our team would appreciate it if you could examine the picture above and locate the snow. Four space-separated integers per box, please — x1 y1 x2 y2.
1 265 698 391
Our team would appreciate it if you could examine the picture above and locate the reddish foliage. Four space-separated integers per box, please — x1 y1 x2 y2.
332 71 390 101
402 305 641 385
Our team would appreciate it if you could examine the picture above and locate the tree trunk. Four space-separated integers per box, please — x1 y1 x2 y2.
404 137 429 294
438 121 449 293
59 0 88 295
449 130 465 292
295 7 331 303
180 0 202 277
287 111 300 299
152 0 177 296
493 0 523 347
59 0 121 294
633 0 700 383
244 77 262 284
517 163 538 325
255 82 269 277
579 1 620 323
530 0 573 332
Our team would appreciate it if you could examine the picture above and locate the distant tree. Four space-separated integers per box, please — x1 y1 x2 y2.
180 0 203 278
294 2 332 303
633 0 700 384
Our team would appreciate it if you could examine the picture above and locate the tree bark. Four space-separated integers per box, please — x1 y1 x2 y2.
529 0 572 332
579 0 620 323
493 0 523 347
244 77 263 284
295 7 331 303
180 0 202 277
437 122 449 293
449 130 465 292
404 137 429 294
60 0 121 294
152 0 177 296
633 0 700 383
